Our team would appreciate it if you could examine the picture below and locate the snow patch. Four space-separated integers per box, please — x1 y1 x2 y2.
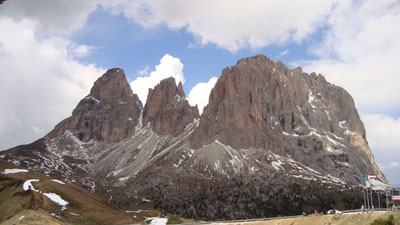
271 160 284 171
150 218 168 225
51 179 65 184
85 96 100 104
308 90 316 109
282 131 299 137
174 158 184 168
43 192 69 210
339 120 347 129
23 179 40 192
325 146 335 153
2 168 28 174
118 177 129 182
107 168 123 177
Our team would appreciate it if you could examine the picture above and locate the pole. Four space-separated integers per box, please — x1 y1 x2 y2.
363 186 367 211
391 188 394 210
386 190 389 210
366 186 370 209
370 187 374 210
378 191 381 209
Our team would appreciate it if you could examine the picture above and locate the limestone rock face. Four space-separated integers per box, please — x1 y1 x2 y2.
47 68 142 142
191 54 385 183
143 77 199 135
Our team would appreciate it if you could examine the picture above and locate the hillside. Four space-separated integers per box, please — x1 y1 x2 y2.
0 159 143 224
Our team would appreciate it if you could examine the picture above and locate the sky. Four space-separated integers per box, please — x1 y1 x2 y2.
0 0 399 187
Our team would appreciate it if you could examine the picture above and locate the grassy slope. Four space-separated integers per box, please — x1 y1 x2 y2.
0 159 144 225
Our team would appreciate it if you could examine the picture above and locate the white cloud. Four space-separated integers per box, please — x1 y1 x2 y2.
299 0 400 114
362 114 400 156
362 113 400 186
113 0 337 52
0 0 100 36
130 54 185 105
69 44 96 58
279 49 289 56
0 17 104 150
294 0 400 186
388 162 400 169
188 77 218 114
137 66 150 77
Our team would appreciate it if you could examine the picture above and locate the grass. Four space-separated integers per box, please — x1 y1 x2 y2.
219 211 400 225
167 216 184 224
370 214 395 225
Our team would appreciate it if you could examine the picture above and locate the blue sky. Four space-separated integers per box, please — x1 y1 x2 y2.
0 0 399 187
71 6 319 95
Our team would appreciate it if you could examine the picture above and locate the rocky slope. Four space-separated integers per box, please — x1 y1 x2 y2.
0 54 389 220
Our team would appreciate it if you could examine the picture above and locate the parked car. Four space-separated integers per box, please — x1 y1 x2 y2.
327 209 343 215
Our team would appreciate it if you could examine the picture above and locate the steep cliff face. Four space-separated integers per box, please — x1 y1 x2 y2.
191 54 384 184
47 68 142 142
143 77 199 135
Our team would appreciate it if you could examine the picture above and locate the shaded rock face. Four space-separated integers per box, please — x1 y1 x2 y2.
143 77 199 135
191 54 384 183
47 68 142 142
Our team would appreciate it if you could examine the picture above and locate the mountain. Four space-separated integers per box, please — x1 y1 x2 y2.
0 54 389 220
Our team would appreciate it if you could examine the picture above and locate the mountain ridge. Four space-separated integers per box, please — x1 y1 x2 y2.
0 54 389 220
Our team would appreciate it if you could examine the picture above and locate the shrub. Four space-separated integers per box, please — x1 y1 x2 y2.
370 214 394 225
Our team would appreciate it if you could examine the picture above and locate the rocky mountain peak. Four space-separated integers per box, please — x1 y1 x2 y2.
47 68 142 142
143 77 199 135
191 54 385 183
89 68 133 101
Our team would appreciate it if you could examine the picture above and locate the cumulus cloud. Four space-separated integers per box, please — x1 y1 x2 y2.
362 114 400 161
0 17 104 150
294 0 400 186
361 113 400 186
279 49 289 56
113 0 337 52
0 0 101 36
299 0 400 114
389 162 400 169
130 54 185 105
188 77 218 114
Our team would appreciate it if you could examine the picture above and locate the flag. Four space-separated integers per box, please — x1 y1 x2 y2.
363 174 377 180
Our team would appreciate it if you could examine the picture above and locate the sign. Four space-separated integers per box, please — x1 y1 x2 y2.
363 174 377 180
393 195 400 201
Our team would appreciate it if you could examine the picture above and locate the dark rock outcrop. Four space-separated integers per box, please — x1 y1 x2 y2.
143 77 199 135
47 68 142 142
